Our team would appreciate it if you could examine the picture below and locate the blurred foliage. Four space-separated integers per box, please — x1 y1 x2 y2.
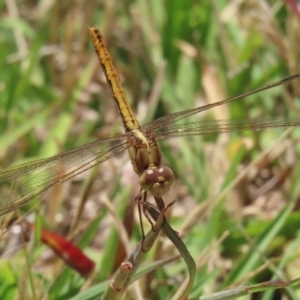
1 0 300 299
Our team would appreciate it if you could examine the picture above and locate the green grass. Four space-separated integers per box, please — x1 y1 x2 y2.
1 1 300 299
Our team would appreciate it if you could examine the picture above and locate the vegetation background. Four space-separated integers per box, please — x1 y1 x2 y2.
1 0 300 299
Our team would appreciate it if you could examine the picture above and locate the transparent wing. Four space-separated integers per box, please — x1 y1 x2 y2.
0 135 130 215
142 74 300 132
151 117 300 139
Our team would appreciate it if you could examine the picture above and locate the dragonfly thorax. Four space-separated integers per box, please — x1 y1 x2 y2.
128 130 163 175
139 166 174 197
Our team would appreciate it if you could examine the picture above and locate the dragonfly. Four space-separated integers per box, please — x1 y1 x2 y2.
1 26 300 217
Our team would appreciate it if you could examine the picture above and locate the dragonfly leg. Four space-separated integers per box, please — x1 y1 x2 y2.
135 190 169 251
154 196 165 211
135 189 149 242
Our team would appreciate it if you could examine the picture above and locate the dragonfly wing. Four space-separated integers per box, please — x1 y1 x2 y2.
142 74 300 132
0 136 130 215
152 117 300 139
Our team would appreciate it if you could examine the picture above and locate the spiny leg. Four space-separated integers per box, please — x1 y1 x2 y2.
136 189 149 241
154 196 166 212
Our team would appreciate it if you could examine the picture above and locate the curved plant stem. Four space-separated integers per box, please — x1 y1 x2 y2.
149 199 196 300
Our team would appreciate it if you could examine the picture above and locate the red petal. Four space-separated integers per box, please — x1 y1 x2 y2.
37 226 95 277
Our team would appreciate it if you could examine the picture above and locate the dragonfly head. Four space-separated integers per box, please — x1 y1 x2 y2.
139 166 174 197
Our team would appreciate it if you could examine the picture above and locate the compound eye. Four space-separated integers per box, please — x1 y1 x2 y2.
139 168 159 192
157 166 174 183
139 166 174 197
